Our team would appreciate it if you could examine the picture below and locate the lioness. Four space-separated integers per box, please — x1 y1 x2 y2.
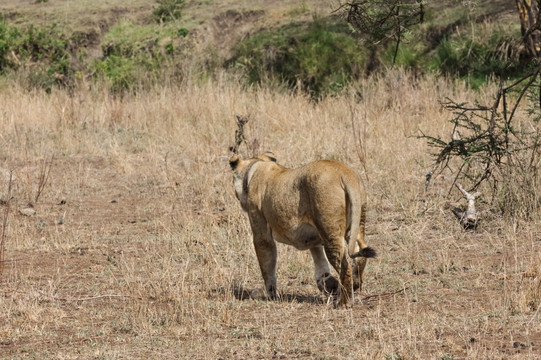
229 152 376 306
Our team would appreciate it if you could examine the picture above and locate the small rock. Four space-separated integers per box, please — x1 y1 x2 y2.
19 208 36 217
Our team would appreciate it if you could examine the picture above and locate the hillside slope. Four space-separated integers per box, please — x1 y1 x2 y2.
0 0 526 92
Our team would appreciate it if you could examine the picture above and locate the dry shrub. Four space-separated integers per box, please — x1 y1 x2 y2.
421 69 541 221
498 156 541 219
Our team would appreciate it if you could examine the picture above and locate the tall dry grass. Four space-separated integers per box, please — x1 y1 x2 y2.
0 72 540 358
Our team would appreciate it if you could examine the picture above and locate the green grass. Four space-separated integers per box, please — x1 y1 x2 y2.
231 17 365 98
427 25 522 82
94 20 188 91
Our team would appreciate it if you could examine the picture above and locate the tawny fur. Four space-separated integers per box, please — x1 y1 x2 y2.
229 152 376 307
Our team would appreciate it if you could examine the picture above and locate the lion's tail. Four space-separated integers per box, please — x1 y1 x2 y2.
343 177 376 259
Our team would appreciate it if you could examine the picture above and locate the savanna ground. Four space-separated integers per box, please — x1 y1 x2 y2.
1 72 540 359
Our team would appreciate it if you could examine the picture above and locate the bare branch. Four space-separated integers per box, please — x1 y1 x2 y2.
229 114 249 154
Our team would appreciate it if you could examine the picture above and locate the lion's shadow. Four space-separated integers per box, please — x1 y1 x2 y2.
215 283 325 305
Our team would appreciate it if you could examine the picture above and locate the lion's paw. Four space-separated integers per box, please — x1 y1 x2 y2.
317 272 339 295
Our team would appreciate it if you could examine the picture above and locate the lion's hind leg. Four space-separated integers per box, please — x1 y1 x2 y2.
323 240 353 307
309 246 339 295
351 231 376 291
352 257 368 291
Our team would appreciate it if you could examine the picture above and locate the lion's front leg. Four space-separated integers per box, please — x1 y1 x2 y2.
253 235 277 299
248 214 277 299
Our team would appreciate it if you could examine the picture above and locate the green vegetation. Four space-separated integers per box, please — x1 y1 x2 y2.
94 55 135 92
0 19 72 91
0 1 533 94
380 22 523 88
230 18 365 98
427 26 522 86
94 20 187 91
0 14 190 92
229 2 526 94
153 0 185 23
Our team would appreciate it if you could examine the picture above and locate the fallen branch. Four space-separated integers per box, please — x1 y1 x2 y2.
452 183 481 230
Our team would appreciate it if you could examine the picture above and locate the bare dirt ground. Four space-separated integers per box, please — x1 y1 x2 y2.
1 75 540 359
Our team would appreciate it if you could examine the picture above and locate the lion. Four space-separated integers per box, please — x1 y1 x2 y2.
229 152 376 306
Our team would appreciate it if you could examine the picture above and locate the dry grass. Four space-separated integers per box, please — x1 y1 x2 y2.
0 72 540 359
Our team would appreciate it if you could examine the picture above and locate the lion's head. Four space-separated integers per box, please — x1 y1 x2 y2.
229 152 277 210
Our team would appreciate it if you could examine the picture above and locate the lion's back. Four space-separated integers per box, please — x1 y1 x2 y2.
302 160 360 191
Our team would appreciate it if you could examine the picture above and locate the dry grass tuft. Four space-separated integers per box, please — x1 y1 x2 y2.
0 72 540 358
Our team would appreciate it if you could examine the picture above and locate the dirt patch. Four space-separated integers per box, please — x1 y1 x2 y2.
211 9 266 56
213 9 266 30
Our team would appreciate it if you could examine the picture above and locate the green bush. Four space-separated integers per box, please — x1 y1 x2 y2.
93 20 194 92
153 0 185 23
94 55 135 92
427 27 521 85
231 18 365 98
0 18 19 71
22 24 72 86
177 27 189 37
382 38 424 70
0 19 73 90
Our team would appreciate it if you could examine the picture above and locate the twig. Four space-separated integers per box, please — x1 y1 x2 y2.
350 99 369 181
507 70 539 127
357 286 408 301
1 170 13 276
35 154 54 203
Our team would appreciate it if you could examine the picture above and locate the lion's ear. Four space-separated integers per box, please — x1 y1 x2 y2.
229 154 240 170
